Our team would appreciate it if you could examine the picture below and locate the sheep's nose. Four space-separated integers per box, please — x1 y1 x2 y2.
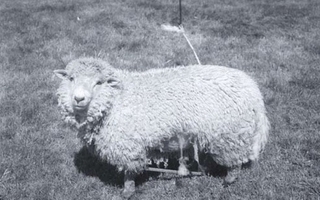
74 87 86 103
74 95 85 103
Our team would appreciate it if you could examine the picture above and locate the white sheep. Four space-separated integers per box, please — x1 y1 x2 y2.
54 57 269 198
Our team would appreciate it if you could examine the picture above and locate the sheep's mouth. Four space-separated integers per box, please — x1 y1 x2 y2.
73 104 88 111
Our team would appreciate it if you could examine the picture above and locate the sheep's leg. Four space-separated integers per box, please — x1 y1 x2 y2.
177 135 189 176
223 165 241 187
178 135 184 160
121 170 135 199
164 158 169 169
178 157 189 176
192 139 205 174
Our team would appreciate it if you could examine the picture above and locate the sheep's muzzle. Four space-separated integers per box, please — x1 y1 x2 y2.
72 86 92 112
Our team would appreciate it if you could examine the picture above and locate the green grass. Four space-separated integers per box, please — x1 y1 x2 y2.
1 0 320 199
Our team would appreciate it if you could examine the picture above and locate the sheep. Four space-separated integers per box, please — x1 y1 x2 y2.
54 57 270 198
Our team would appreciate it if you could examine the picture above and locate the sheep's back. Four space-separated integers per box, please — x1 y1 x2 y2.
96 65 266 167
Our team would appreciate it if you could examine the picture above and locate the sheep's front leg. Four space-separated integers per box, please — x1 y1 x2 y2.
223 165 241 187
121 170 136 199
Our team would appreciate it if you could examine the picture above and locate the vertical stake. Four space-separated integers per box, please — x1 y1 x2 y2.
179 0 182 25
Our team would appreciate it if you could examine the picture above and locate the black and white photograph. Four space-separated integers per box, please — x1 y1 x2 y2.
0 0 319 199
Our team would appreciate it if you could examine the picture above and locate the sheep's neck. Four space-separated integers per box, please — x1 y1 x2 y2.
77 112 106 146
75 111 88 124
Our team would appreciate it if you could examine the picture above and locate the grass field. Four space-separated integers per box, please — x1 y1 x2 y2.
1 0 320 199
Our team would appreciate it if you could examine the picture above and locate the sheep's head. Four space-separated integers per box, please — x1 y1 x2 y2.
54 58 121 129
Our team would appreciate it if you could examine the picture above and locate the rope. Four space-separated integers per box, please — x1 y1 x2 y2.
161 0 201 65
179 26 202 65
178 0 201 65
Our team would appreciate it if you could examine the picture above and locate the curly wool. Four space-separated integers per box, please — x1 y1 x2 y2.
56 58 270 173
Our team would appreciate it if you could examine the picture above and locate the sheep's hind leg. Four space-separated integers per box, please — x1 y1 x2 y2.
177 134 189 176
192 140 205 174
223 165 241 187
121 170 135 199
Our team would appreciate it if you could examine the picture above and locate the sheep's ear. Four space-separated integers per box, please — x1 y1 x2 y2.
107 77 121 89
54 70 69 80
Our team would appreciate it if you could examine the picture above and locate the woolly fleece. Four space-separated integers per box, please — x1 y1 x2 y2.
55 58 270 173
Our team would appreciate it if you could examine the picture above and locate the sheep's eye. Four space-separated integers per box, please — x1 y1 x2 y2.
69 77 74 81
96 80 103 85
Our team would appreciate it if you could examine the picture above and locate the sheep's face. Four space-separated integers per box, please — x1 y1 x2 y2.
54 58 120 127
55 71 105 113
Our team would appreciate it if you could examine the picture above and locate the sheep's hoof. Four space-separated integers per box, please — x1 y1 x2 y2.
121 180 135 199
223 175 237 187
178 163 189 176
121 190 134 199
223 166 241 187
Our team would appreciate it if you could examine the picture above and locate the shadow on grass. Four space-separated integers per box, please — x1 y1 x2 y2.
74 147 248 188
198 153 228 177
74 146 124 187
73 146 158 187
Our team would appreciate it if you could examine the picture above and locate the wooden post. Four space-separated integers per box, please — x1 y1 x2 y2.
179 0 182 25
